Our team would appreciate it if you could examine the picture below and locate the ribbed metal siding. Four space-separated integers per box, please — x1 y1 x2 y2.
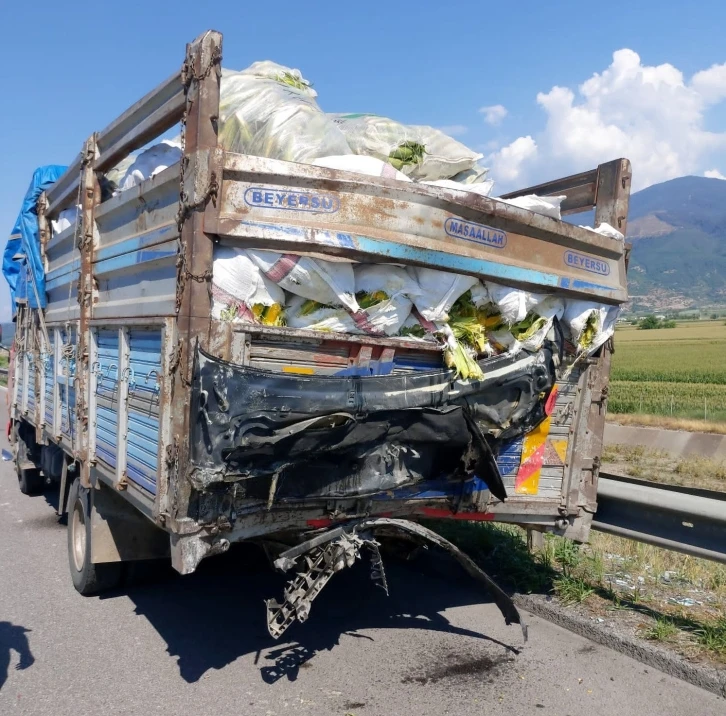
58 326 76 443
26 353 36 413
95 330 120 469
125 329 162 494
43 338 55 429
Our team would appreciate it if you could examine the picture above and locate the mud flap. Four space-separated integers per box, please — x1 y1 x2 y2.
266 518 527 642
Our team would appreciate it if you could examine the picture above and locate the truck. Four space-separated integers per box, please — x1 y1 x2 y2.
4 30 631 641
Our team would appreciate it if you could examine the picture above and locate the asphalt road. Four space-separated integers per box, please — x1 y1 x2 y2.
0 387 723 716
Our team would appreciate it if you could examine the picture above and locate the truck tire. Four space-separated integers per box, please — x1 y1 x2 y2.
16 437 44 496
67 478 124 595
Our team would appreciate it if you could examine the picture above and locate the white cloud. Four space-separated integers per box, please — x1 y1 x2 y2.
437 124 468 137
705 168 726 180
479 104 508 126
488 50 726 192
488 136 537 183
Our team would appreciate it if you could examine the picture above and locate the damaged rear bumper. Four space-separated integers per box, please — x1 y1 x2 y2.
265 517 528 642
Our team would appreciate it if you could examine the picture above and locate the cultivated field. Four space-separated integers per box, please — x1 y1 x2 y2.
610 321 726 422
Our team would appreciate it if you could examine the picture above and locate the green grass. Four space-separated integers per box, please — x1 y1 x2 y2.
695 619 726 656
644 617 679 642
553 574 595 605
427 520 726 664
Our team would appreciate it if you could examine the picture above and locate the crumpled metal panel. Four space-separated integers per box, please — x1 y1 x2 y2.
188 344 556 508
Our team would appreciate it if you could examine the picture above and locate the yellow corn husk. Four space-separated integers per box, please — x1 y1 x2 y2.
260 303 284 326
579 312 599 351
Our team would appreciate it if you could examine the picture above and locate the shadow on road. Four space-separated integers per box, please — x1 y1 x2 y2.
120 543 522 684
0 621 35 691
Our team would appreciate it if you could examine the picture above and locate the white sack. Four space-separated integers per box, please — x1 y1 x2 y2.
330 113 482 181
247 249 359 312
422 178 495 197
312 155 411 182
409 267 478 322
285 293 413 336
449 162 490 185
51 206 80 236
532 295 565 321
105 154 137 195
485 282 547 325
498 194 566 220
563 300 611 353
285 295 356 333
354 264 422 298
119 139 182 191
211 247 284 320
469 281 490 307
580 222 625 241
488 328 521 355
219 63 351 163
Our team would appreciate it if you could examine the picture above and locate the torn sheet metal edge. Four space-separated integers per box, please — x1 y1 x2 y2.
265 517 527 642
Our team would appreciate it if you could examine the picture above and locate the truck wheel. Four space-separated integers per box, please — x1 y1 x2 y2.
16 437 44 496
67 478 123 595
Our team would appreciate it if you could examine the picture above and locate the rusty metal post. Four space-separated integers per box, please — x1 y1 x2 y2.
568 159 632 529
167 30 222 530
77 136 100 488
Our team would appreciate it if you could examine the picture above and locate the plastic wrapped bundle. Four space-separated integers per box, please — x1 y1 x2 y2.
219 62 351 163
330 113 482 181
212 247 285 325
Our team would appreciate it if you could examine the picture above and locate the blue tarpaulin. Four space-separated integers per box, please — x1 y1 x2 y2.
3 165 67 318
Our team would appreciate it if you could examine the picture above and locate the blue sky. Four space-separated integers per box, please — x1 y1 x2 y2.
3 0 726 319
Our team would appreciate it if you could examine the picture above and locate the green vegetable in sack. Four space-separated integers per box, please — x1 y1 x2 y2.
448 292 490 355
400 323 426 339
451 317 489 355
276 70 312 91
388 141 426 171
443 336 484 381
511 313 547 342
355 290 389 310
579 312 600 351
219 304 240 322
298 299 336 317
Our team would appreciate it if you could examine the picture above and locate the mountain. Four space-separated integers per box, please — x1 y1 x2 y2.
620 176 726 312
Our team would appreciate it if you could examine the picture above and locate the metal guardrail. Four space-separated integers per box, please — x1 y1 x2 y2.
594 472 726 564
